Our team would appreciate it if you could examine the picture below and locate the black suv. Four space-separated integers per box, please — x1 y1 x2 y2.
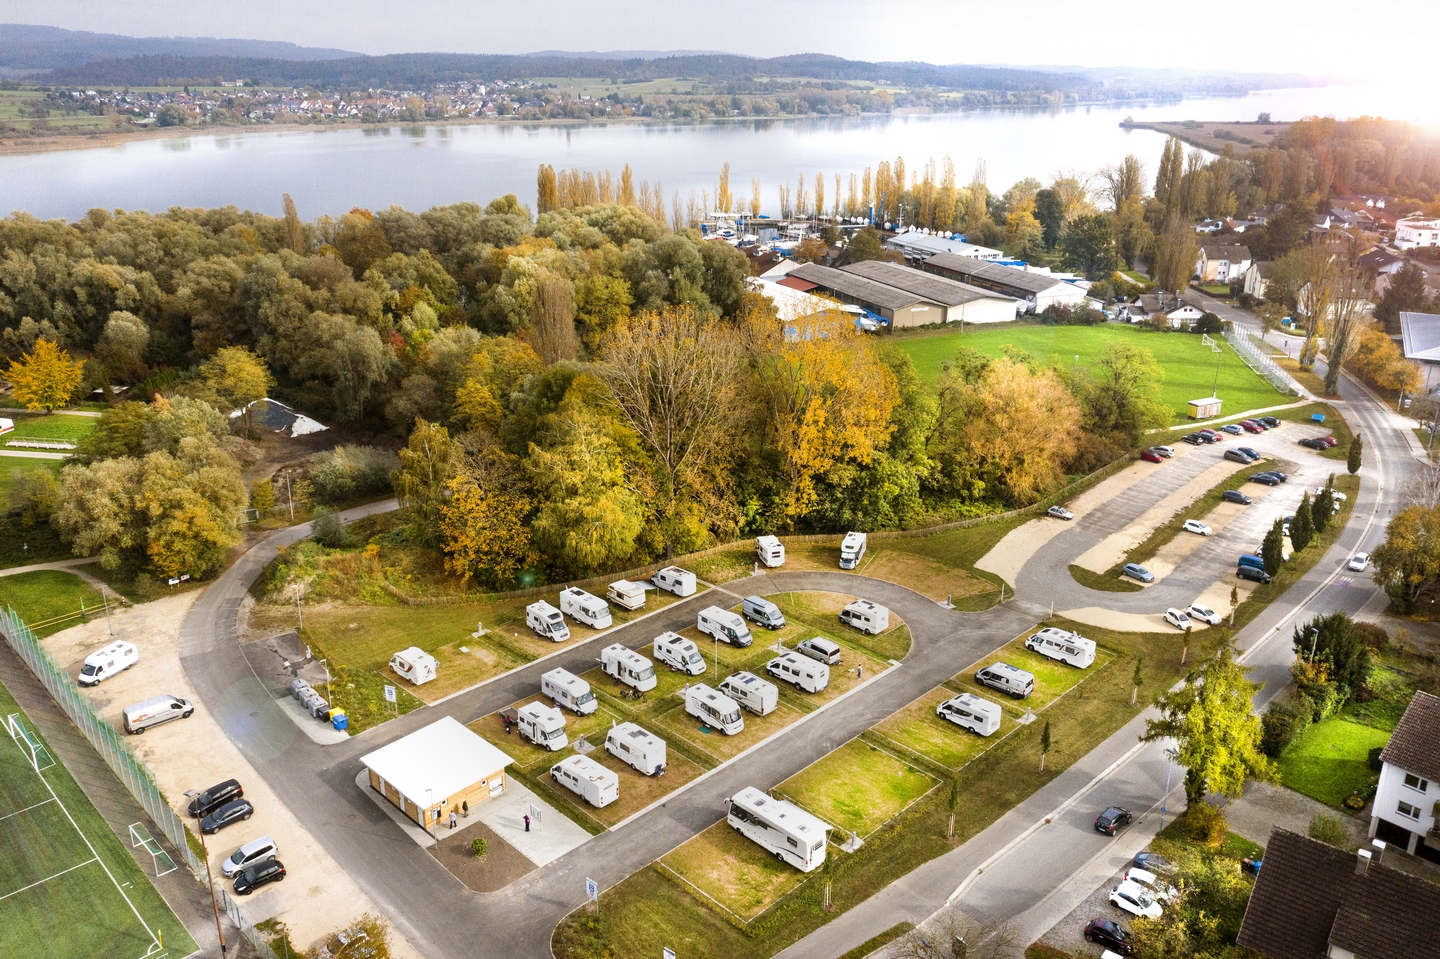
1094 806 1133 835
1299 437 1329 450
1181 433 1205 445
1084 917 1133 955
1249 472 1281 486
188 779 243 819
234 858 286 895
1257 416 1280 428
1236 565 1272 583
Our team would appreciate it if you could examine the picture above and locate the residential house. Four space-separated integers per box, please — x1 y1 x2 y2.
1124 292 1205 329
1196 243 1253 283
1358 248 1405 277
1370 690 1440 859
920 254 1088 313
1397 216 1440 250
1297 282 1373 321
1243 261 1273 300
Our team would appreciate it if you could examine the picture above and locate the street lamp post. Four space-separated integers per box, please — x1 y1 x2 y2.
100 584 114 637
425 789 439 850
1162 746 1179 816
1309 627 1320 662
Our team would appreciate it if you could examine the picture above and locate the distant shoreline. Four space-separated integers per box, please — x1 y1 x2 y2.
1118 118 1294 154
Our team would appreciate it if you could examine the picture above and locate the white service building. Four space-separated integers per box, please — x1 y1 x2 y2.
360 716 513 829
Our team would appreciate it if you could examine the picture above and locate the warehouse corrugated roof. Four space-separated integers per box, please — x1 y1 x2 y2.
922 254 1070 295
788 262 939 311
841 260 1016 307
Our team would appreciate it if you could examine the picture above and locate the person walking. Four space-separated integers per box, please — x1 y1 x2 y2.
523 814 531 833
462 800 469 818
856 663 862 680
449 810 458 830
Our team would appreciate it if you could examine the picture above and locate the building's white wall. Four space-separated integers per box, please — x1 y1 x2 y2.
1035 285 1088 310
1397 218 1440 250
1328 945 1357 959
1372 761 1438 851
950 297 1020 324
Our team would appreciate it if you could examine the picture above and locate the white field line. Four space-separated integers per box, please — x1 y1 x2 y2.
0 856 98 901
0 797 55 822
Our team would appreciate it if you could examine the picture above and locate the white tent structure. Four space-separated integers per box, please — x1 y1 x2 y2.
360 716 513 828
229 397 328 437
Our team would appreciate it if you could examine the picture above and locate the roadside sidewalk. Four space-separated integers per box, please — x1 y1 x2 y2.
0 556 101 578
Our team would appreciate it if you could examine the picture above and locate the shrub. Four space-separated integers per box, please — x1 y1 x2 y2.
311 508 355 549
1308 812 1351 847
1368 746 1385 772
1355 621 1389 652
471 836 488 859
1180 802 1228 847
1261 692 1313 757
308 445 399 504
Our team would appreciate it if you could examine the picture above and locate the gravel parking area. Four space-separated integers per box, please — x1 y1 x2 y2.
1037 863 1135 958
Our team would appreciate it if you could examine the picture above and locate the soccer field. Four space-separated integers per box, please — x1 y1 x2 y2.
0 682 197 959
893 323 1286 419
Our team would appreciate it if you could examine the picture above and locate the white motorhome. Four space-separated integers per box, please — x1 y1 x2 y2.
1024 627 1096 669
652 566 697 597
606 580 647 611
605 722 667 776
719 672 779 716
766 652 830 693
122 695 193 734
389 646 437 686
727 786 829 872
526 601 570 642
600 644 657 692
653 632 706 675
550 755 618 807
559 587 613 629
541 668 597 715
935 693 1001 736
839 599 889 635
839 531 867 570
684 683 745 735
516 701 568 751
756 535 785 568
697 607 753 647
78 640 139 687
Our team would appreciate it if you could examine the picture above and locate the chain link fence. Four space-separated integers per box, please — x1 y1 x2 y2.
0 605 280 959
1224 326 1296 395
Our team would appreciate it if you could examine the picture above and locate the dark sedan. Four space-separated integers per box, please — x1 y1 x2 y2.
1134 851 1173 873
1084 917 1133 955
1236 564 1272 583
1222 490 1252 505
1237 447 1261 460
1299 437 1329 450
234 858 286 895
1249 472 1281 486
1258 416 1280 428
201 798 254 835
1095 806 1134 835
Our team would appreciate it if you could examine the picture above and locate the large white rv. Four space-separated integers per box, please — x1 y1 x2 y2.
697 607 753 647
605 722 667 776
684 683 745 735
838 600 889 635
719 671 779 716
78 640 139 687
653 632 706 675
727 786 830 872
389 647 437 686
1024 627 1096 669
526 601 570 642
839 531 867 570
766 652 829 693
606 580 647 611
559 587 612 629
756 535 785 568
550 755 618 808
541 668 597 715
599 644 657 692
516 701 568 751
652 566 697 597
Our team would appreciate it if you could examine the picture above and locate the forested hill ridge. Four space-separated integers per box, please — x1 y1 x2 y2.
0 24 356 73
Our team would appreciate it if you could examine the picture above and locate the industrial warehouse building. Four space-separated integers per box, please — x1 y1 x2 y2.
920 253 1089 313
786 261 1016 327
841 260 1020 324
360 716 513 828
883 231 1003 263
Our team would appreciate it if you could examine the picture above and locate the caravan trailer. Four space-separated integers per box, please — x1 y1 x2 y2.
936 693 1001 736
719 672 779 716
697 607 753 647
838 600 889 635
77 640 139 687
653 632 706 675
559 587 612 629
526 601 570 642
652 566 697 597
1024 627 1096 669
607 580 647 611
541 668 597 715
550 755 618 808
839 531 867 569
766 652 829 693
516 701 568 751
599 644 657 692
727 786 830 872
604 722 667 776
389 647 438 685
684 684 745 735
756 535 785 568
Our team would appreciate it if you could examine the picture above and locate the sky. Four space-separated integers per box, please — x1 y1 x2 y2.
0 0 1414 81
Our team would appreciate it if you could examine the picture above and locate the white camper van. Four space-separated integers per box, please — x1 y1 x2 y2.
756 535 785 568
541 668 597 715
838 600 889 635
389 647 438 686
719 672 779 716
697 607 753 647
78 640 139 687
600 644 657 692
839 531 867 570
559 587 613 630
1024 627 1096 669
550 755 618 808
516 701 568 751
122 695 194 734
742 595 786 630
653 632 706 675
684 683 745 735
727 786 829 872
652 566 697 597
526 601 570 642
935 693 1001 736
606 580 647 611
766 652 830 693
605 722 667 776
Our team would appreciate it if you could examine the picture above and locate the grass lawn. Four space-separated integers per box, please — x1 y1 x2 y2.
1068 563 1143 592
1276 718 1389 808
1275 355 1328 399
0 570 103 637
2 412 96 443
0 514 69 571
893 323 1284 419
873 687 1016 770
778 739 937 837
1200 284 1233 297
0 458 61 504
657 821 809 922
0 682 197 959
880 513 1031 611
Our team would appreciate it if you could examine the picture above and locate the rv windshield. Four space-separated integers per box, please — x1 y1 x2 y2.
637 667 655 681
80 663 99 675
722 710 741 726
576 691 595 705
545 728 565 741
687 653 703 664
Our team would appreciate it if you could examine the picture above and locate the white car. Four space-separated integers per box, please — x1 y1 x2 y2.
1187 604 1222 626
1164 608 1191 630
1182 519 1212 536
1123 867 1177 902
1110 879 1163 919
1314 487 1347 501
1348 553 1370 572
1048 505 1074 520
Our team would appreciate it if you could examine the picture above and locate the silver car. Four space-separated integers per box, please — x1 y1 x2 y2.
1047 505 1074 520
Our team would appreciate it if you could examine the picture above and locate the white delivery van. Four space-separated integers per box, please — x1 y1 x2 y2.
653 632 706 675
652 566 697 597
516 701 568 751
600 644 657 692
607 580 647 611
756 535 785 568
839 531 867 569
727 786 829 872
839 600 889 635
684 683 745 735
605 722 667 776
742 595 786 630
766 651 830 693
541 668 597 715
526 601 570 642
550 755 618 808
78 640 139 687
935 693 1001 736
697 607 753 647
122 695 193 734
389 647 438 685
559 587 613 629
1024 627 1096 669
719 671 779 716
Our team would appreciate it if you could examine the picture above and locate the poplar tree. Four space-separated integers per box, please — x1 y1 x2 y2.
1262 516 1286 575
1291 492 1315 551
1348 432 1363 474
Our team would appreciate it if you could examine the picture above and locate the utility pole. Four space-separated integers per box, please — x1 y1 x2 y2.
294 583 304 631
100 585 114 637
196 805 227 956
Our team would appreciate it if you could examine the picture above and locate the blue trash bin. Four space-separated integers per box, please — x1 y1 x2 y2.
332 713 348 731
1312 413 1326 423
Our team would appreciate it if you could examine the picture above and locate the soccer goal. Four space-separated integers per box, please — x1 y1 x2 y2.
1201 333 1222 353
129 822 177 878
6 712 55 772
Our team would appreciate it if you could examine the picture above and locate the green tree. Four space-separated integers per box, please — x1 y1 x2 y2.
1033 188 1063 249
1292 612 1372 697
195 347 274 436
1143 638 1277 804
1375 262 1436 333
1291 491 1314 551
1128 847 1256 958
1082 343 1171 443
93 311 150 383
7 467 61 527
1040 720 1052 771
1372 505 1440 613
6 339 84 413
847 226 887 262
439 442 534 589
1058 213 1117 280
250 479 276 516
73 401 153 461
1348 431 1363 474
1312 485 1334 535
391 419 458 549
1262 516 1285 576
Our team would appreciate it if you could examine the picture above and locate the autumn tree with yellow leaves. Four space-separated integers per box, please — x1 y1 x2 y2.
7 338 84 412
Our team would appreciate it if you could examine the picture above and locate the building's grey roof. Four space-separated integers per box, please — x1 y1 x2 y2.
1201 243 1252 262
1358 248 1403 271
922 254 1069 295
883 232 1001 259
788 262 938 312
840 260 1016 307
1379 690 1440 783
1134 292 1202 315
1400 312 1440 362
1253 260 1273 277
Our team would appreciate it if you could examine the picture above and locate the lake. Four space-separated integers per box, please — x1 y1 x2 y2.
4 82 1434 221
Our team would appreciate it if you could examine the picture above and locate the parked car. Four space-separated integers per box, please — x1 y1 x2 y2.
1199 428 1223 441
188 780 243 819
1220 424 1244 435
1299 437 1329 450
1095 806 1133 835
1121 563 1154 583
1349 553 1370 572
1187 604 1222 625
1123 866 1178 902
1319 435 1339 447
1257 416 1280 428
1132 851 1173 873
1047 505 1075 520
233 858 286 895
1239 420 1264 433
1224 449 1254 464
794 637 842 666
221 836 278 878
1236 564 1272 583
1140 449 1163 463
1222 490 1252 505
1164 608 1191 629
1084 918 1133 956
1182 519 1212 536
1148 446 1175 458
1314 487 1346 501
1237 446 1261 460
1249 472 1281 486
201 798 254 835
1263 469 1288 482
1110 880 1163 919
1181 433 1205 445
